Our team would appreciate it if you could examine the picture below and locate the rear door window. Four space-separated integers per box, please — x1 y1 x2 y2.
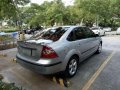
67 27 85 41
74 27 85 40
83 27 95 38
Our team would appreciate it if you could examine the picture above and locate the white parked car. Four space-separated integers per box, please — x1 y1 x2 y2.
103 27 111 32
116 27 120 35
91 27 105 36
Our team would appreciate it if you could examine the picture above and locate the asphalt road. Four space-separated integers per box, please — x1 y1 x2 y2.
0 35 120 90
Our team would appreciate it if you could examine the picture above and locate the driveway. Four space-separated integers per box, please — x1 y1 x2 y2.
0 35 120 90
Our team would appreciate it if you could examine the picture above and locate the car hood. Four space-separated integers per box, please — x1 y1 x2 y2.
92 30 99 32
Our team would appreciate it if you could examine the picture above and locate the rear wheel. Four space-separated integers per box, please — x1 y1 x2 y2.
65 56 78 78
96 43 102 54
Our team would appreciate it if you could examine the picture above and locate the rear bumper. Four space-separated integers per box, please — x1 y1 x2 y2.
16 56 62 74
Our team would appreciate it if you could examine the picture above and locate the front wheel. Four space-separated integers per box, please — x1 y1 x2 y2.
65 56 78 78
96 43 102 54
103 32 105 36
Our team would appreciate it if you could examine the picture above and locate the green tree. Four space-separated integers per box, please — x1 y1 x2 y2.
23 0 65 26
18 0 120 27
74 0 118 26
0 0 30 19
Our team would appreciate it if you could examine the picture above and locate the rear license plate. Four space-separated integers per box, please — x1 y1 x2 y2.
23 48 31 55
20 47 31 56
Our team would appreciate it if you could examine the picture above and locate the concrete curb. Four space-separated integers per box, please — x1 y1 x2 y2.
52 77 71 87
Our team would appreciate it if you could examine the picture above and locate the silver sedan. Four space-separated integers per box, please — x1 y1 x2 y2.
16 26 102 77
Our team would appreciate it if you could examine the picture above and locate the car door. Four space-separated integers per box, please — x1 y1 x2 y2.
67 27 89 61
72 27 92 61
82 27 100 58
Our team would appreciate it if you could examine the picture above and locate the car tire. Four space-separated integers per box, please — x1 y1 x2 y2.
98 32 100 36
96 43 102 54
103 32 105 36
65 56 78 78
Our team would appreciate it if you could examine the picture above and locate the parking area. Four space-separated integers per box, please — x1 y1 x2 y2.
0 35 120 90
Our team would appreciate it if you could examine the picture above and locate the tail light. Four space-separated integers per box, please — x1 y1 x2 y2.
41 46 58 58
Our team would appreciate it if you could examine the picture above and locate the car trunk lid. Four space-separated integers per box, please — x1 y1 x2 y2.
17 39 53 60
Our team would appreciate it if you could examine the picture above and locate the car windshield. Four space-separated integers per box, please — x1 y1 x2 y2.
117 28 120 31
31 27 69 41
91 27 99 30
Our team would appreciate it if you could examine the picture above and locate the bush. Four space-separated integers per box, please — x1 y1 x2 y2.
1 27 18 33
0 35 16 50
1 29 17 33
0 43 17 50
0 80 24 90
0 74 24 90
0 35 13 41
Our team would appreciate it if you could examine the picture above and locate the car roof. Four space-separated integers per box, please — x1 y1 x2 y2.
50 25 86 29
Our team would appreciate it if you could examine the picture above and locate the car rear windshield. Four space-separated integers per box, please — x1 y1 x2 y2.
91 27 99 30
31 27 69 41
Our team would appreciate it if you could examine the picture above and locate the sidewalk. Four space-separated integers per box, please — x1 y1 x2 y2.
0 48 17 53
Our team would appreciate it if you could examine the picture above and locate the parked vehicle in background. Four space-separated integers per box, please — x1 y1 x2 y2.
103 27 111 32
16 26 102 77
116 27 120 35
0 32 6 36
23 26 43 34
23 28 41 34
90 27 105 36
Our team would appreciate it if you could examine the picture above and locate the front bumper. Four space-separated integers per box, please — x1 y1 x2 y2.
16 56 62 74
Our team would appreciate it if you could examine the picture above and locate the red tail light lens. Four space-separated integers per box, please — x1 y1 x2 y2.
41 46 58 58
